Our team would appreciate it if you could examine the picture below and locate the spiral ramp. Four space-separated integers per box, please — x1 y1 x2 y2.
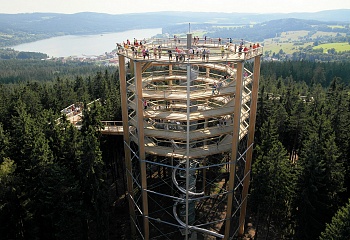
119 36 261 239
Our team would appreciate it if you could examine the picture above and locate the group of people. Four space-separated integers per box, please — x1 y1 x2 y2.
191 46 210 62
235 42 260 59
168 47 187 61
212 79 224 95
165 46 212 62
117 36 261 61
211 73 232 95
152 46 162 59
193 36 201 45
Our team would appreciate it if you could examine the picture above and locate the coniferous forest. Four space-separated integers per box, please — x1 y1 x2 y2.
1 59 350 239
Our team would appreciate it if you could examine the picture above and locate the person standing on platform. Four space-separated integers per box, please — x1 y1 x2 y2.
206 48 210 62
243 46 249 59
221 45 225 59
212 81 217 95
217 78 223 94
168 49 173 61
153 47 157 59
238 45 243 58
158 46 162 59
142 48 146 59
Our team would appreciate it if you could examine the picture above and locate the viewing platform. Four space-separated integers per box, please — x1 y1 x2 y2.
59 101 125 135
117 36 263 64
116 34 262 240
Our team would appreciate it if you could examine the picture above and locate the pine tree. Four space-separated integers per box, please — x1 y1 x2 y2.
74 76 90 103
325 77 350 201
7 99 59 238
0 84 11 125
287 99 308 162
0 123 9 161
38 110 85 239
43 110 82 178
79 103 109 239
0 158 24 239
294 112 345 239
255 84 274 145
251 116 298 239
319 198 350 240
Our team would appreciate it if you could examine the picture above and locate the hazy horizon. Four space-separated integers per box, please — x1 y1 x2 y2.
1 0 350 15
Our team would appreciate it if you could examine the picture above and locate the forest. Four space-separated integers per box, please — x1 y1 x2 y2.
1 59 350 239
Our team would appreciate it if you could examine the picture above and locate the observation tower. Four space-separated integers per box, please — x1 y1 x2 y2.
117 34 262 239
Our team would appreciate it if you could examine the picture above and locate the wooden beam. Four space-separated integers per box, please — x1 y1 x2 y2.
238 55 261 236
135 61 150 240
224 61 244 240
118 55 136 238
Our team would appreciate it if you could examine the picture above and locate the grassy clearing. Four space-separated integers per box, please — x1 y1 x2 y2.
314 42 350 53
264 31 312 54
311 31 345 39
264 29 349 54
0 33 13 39
264 41 312 54
328 25 346 29
263 31 311 54
279 30 309 41
214 25 245 29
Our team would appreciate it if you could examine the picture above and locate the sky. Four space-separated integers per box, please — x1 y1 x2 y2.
1 0 350 14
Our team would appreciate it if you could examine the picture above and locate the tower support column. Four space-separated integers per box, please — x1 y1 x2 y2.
135 61 150 240
118 55 136 238
224 61 245 239
238 55 261 236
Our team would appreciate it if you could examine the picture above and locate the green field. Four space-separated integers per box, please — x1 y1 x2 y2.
328 25 346 29
263 31 310 54
312 31 345 39
264 41 312 54
263 29 349 54
279 30 309 40
314 42 350 53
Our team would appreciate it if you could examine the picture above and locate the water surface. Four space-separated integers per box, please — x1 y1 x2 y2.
11 28 162 58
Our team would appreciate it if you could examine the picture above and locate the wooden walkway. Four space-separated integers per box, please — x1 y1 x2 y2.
65 113 124 135
61 58 254 154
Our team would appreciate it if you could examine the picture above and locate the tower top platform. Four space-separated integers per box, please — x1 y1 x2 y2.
117 35 262 64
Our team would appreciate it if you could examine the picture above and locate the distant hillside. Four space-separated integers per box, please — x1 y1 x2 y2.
167 18 350 43
0 10 349 34
0 10 349 47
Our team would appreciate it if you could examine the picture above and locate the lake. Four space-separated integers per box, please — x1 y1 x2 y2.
11 28 162 58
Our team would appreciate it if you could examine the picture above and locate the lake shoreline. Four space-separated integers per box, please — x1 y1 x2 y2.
10 28 162 58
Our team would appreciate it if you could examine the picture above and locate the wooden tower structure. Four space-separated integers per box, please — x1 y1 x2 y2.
118 34 262 239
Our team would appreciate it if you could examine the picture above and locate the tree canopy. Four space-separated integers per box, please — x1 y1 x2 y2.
0 59 350 239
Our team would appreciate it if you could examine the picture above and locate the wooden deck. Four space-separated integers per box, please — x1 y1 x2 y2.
118 41 263 64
